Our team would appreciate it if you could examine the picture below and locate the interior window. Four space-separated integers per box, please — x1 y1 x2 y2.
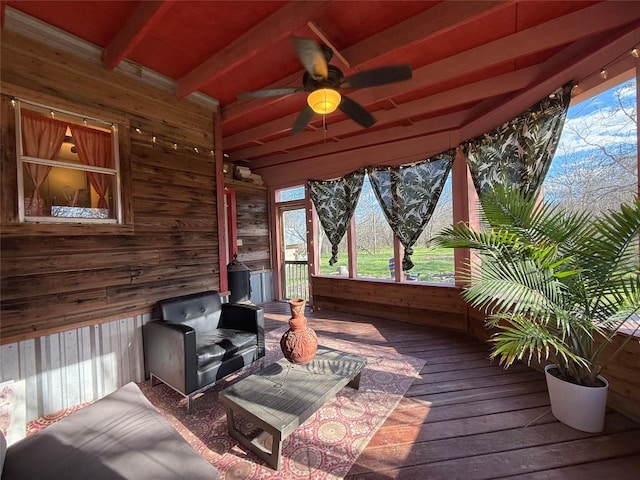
16 101 121 223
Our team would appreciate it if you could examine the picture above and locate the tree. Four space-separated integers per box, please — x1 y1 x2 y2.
282 209 307 259
544 79 637 215
419 176 453 245
355 178 393 254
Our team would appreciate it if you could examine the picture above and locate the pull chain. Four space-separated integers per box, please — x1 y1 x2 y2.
323 114 328 142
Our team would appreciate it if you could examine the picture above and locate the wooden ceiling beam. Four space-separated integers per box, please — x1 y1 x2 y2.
236 64 540 164
223 1 640 148
221 0 510 124
176 1 331 98
103 0 173 71
249 111 466 171
344 0 509 67
221 71 302 122
307 20 350 69
462 22 640 142
254 22 640 187
255 130 457 187
351 1 640 108
571 60 636 105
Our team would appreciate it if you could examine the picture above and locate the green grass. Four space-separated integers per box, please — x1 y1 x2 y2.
318 245 454 283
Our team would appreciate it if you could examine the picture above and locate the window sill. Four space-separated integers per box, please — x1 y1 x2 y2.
0 222 134 236
312 274 459 288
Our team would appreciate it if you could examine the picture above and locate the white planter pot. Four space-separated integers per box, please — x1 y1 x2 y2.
544 364 608 433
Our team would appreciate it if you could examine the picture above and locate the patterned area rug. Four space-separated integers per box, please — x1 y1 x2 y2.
27 328 424 479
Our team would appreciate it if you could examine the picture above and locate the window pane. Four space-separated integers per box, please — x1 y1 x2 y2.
282 208 308 299
23 163 116 219
355 176 394 279
318 226 349 276
414 172 455 284
543 78 637 214
277 186 305 202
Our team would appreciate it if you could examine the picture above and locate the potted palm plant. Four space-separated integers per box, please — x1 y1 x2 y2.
434 186 640 432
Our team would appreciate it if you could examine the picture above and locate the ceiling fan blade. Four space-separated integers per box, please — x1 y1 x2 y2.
292 37 328 81
341 64 412 89
339 96 375 128
291 105 314 135
237 87 303 99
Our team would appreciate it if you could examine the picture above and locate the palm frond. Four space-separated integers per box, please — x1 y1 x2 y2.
465 256 565 321
435 187 640 383
489 315 590 369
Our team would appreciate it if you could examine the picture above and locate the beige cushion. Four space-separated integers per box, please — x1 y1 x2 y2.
2 382 219 480
0 431 6 477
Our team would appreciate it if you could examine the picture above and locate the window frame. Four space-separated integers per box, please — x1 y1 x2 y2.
309 171 455 285
15 99 123 225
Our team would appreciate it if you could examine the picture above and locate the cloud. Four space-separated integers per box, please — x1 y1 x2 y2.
555 83 637 156
617 82 636 100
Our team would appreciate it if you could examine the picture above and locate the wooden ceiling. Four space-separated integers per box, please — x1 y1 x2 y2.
3 1 640 186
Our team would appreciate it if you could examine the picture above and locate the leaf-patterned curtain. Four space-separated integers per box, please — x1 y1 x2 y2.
369 151 455 271
308 169 365 265
465 83 573 198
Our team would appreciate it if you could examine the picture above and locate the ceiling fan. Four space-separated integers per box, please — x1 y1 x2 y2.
237 37 412 135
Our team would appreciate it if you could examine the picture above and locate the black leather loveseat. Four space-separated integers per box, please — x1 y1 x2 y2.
143 290 265 411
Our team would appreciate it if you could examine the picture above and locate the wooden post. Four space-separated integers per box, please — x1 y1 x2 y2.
269 189 283 300
636 55 639 199
636 57 640 266
225 187 238 262
451 146 479 287
214 106 228 293
393 236 402 282
347 216 357 278
305 189 318 303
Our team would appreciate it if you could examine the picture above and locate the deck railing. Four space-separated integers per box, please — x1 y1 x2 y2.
284 260 309 300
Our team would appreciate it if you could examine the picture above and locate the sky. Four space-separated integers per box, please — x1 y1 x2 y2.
551 78 637 165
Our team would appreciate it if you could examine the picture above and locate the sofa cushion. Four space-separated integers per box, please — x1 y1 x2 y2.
0 431 6 478
2 383 219 480
196 329 257 369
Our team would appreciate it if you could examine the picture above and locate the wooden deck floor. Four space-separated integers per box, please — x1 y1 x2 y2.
261 301 640 479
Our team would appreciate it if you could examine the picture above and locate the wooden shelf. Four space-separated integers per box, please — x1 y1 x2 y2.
224 178 267 190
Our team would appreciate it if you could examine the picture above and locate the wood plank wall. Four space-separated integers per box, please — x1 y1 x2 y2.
312 276 469 331
598 333 640 422
231 181 271 271
0 30 220 344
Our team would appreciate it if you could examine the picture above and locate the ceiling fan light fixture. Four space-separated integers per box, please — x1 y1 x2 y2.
307 88 341 114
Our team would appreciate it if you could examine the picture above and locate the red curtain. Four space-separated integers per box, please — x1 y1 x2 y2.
21 111 67 215
70 125 113 209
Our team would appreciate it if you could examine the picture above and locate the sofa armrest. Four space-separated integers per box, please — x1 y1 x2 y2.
143 320 198 395
220 304 265 358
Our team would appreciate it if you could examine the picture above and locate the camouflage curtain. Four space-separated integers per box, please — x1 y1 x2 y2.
369 151 455 271
465 83 573 198
308 169 365 265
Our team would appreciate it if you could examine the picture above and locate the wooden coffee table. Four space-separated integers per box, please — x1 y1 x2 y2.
219 346 367 470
